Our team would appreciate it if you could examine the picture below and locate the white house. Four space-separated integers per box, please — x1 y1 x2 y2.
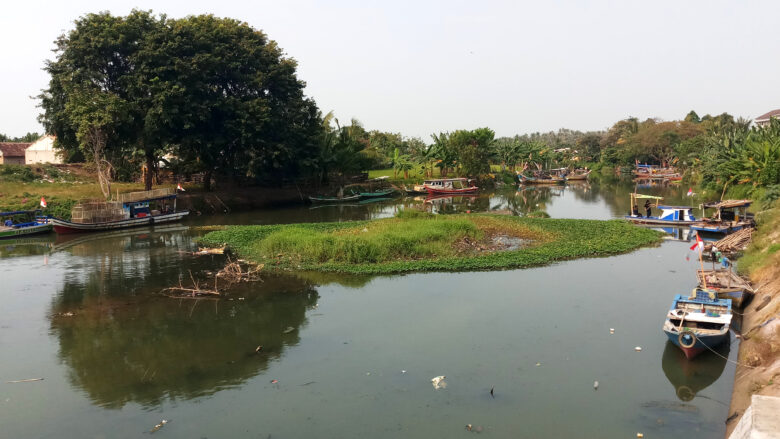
25 135 63 164
755 109 780 128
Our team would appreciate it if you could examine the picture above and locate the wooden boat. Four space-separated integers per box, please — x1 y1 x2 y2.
51 188 189 234
565 169 591 181
423 178 478 195
0 210 53 239
309 194 361 203
662 289 732 359
690 200 753 235
518 174 566 185
634 164 681 180
359 188 396 199
697 269 753 308
625 194 697 225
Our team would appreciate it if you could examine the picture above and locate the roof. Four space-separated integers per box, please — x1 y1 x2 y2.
0 142 32 157
755 109 780 122
658 205 694 210
702 199 752 209
631 194 664 200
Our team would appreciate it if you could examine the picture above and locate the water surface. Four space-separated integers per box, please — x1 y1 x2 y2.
0 178 737 438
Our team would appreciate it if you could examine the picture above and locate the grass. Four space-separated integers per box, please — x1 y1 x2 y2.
200 211 663 274
737 207 780 276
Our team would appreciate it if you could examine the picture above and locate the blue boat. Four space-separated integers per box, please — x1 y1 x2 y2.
626 205 697 225
0 210 53 239
662 290 732 359
690 200 753 235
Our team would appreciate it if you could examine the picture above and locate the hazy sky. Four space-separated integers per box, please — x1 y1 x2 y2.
2 0 779 139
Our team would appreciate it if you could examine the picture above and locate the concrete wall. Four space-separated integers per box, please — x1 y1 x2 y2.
25 136 63 164
0 155 25 165
729 395 780 439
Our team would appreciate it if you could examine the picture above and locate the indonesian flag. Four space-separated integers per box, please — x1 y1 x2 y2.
690 232 704 252
40 197 47 208
686 188 693 197
177 183 185 192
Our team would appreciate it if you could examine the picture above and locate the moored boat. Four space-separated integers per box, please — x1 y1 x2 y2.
359 188 396 199
624 194 698 225
423 178 478 195
0 210 53 239
662 289 732 359
565 169 591 181
690 200 753 235
697 269 753 308
51 188 188 234
309 194 361 203
517 173 566 185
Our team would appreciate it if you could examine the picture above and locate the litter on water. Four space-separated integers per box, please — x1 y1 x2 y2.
431 375 447 389
150 420 168 433
635 346 642 352
594 381 599 390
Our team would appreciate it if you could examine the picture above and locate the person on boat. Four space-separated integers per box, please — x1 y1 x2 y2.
632 205 640 216
644 200 652 218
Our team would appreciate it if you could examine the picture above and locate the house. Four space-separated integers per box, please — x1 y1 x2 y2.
0 142 31 165
25 135 63 164
755 109 780 127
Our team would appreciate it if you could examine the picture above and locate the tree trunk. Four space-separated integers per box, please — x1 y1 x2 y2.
144 151 155 191
404 170 409 179
203 169 213 191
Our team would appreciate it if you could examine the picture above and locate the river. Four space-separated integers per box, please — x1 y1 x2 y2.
0 177 738 438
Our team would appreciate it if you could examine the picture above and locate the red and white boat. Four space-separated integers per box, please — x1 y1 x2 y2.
423 178 478 195
51 188 189 234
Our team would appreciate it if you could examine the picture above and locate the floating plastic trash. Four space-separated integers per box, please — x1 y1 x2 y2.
635 346 642 352
431 375 446 389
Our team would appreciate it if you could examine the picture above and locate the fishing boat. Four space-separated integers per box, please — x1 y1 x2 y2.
697 269 753 308
423 178 478 195
633 164 681 180
359 188 397 199
309 193 361 203
624 193 697 225
565 169 591 181
51 188 189 234
0 210 53 239
662 289 732 359
690 200 753 235
517 173 566 185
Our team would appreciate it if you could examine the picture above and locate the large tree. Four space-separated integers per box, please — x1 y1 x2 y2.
40 10 321 190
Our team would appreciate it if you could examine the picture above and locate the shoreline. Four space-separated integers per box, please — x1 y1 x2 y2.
726 208 780 438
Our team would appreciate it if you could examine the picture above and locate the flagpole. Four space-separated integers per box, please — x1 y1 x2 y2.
697 233 707 290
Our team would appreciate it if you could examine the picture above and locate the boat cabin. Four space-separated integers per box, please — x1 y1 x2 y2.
691 199 753 234
423 178 471 190
655 205 696 222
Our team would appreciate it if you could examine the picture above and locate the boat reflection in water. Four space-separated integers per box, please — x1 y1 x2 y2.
47 225 320 409
661 338 729 401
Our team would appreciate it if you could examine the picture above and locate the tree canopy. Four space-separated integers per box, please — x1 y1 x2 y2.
39 10 321 190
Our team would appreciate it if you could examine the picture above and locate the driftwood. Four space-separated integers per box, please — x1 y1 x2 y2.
216 258 263 284
162 271 221 298
162 260 263 299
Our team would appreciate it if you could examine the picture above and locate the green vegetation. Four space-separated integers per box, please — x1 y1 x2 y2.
737 208 780 276
200 213 662 274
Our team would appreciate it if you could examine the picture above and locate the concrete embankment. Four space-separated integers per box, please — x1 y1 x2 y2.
726 209 780 438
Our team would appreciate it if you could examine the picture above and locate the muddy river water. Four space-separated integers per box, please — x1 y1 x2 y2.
0 178 738 438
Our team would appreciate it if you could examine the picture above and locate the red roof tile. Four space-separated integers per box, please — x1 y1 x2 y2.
0 142 32 157
755 109 780 122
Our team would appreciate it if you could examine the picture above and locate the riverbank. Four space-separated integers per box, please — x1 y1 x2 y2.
727 207 780 437
199 211 662 274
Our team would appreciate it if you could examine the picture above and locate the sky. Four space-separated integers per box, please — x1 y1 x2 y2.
1 0 779 139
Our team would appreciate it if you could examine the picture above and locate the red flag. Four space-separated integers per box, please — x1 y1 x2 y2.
689 233 703 252
40 197 47 208
177 183 185 192
686 188 693 197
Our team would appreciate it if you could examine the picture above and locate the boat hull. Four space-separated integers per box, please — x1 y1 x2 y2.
0 223 53 239
624 216 697 226
309 195 361 203
425 187 479 195
51 211 189 234
664 329 729 359
690 224 745 235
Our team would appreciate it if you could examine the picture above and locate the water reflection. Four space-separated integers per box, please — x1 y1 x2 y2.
47 227 319 409
661 340 730 401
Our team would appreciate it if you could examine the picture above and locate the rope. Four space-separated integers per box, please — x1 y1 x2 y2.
697 336 758 369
